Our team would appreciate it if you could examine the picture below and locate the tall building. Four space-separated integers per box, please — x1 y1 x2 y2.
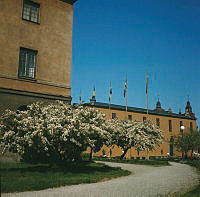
85 97 197 158
0 0 77 114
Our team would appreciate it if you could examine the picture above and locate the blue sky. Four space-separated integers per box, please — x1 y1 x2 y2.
71 0 200 127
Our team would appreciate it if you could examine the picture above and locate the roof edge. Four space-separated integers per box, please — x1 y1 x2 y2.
84 102 197 121
59 0 78 5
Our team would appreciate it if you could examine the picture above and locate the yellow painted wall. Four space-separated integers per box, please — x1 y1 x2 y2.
0 0 73 97
89 107 197 158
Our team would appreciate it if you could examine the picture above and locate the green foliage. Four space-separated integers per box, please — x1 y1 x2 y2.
174 129 200 158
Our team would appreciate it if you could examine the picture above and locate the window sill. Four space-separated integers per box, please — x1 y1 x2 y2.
18 76 37 82
22 18 40 25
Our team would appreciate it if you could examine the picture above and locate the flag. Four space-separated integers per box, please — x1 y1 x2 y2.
124 79 128 98
146 73 149 96
79 90 82 104
92 86 96 98
109 82 112 102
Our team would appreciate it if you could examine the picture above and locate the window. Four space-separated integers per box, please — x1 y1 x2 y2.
143 117 147 122
112 113 116 119
180 121 183 132
168 120 172 132
22 0 40 23
156 118 160 127
128 115 132 121
190 122 193 131
18 47 37 79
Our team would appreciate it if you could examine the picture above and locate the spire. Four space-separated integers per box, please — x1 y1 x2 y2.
167 108 172 113
155 97 164 112
185 98 195 118
156 98 161 110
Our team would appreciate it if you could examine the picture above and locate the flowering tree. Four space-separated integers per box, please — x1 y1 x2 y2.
0 101 89 165
107 118 163 159
74 105 108 160
106 119 139 159
134 119 163 158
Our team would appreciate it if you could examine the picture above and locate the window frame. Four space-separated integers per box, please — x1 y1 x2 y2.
156 118 160 128
18 47 38 80
168 120 172 132
190 122 193 131
128 115 132 121
143 117 147 122
22 0 40 24
180 121 183 132
112 113 117 119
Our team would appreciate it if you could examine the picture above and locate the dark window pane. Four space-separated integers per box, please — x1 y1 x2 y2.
22 0 40 23
112 113 116 119
19 48 37 79
156 118 160 127
190 122 193 131
128 115 132 121
180 121 183 132
19 49 27 77
169 120 172 132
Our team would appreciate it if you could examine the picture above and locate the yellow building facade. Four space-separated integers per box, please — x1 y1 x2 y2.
0 0 77 114
85 98 197 159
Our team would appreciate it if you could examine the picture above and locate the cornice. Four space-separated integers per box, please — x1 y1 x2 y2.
0 73 70 89
59 0 78 5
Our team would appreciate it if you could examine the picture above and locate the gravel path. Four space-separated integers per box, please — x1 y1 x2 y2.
2 162 199 197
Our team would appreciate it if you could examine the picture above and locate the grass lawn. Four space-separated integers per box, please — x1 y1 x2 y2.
0 161 131 193
94 157 170 166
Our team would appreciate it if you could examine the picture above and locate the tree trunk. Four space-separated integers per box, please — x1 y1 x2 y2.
89 147 93 161
184 151 188 159
191 149 194 158
120 149 128 160
182 152 184 159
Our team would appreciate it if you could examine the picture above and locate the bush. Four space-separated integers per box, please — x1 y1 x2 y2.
0 101 88 165
0 101 110 165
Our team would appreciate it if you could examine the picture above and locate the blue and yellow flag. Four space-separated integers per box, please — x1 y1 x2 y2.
146 73 148 96
109 82 112 102
92 86 96 98
79 90 82 104
124 79 128 98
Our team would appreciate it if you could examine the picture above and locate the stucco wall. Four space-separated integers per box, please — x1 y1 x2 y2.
89 107 197 158
0 0 73 97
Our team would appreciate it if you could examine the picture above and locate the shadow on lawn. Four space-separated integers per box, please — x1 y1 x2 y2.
1 161 117 174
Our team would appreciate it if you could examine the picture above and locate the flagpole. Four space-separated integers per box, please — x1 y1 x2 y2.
79 90 82 105
109 82 111 110
124 77 128 119
126 86 128 114
146 73 149 115
109 82 112 118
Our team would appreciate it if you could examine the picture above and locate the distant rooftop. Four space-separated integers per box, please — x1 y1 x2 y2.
60 0 77 5
84 102 196 120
